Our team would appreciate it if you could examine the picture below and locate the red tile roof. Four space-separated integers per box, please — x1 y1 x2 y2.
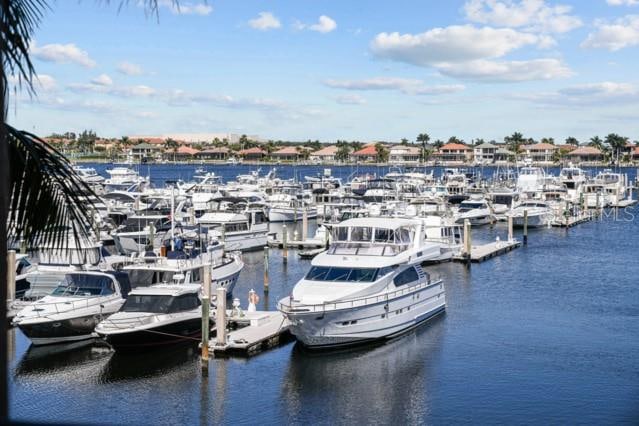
440 143 470 151
272 146 300 155
352 145 378 156
312 145 338 156
239 147 266 155
176 145 200 155
522 143 558 150
568 146 602 156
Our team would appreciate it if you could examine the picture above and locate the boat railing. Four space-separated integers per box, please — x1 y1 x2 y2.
278 274 443 314
26 294 115 317
327 241 410 256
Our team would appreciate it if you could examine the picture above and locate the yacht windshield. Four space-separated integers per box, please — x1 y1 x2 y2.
51 274 115 297
121 294 174 313
305 266 379 282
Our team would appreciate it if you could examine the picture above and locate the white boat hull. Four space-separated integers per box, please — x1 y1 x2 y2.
283 280 445 349
269 208 317 222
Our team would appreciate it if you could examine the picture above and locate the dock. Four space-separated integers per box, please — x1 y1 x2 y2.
453 239 521 263
211 311 291 356
552 213 593 228
267 238 326 249
610 199 638 208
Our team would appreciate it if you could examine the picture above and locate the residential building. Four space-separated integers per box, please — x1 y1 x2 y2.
350 144 379 163
520 143 559 163
435 143 472 163
239 147 267 161
473 142 498 164
566 146 604 164
197 147 230 160
130 142 162 160
310 145 338 163
389 145 421 164
271 146 302 161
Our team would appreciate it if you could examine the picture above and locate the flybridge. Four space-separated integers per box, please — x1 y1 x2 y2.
327 217 418 257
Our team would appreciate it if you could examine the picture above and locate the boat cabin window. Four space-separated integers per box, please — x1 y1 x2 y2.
225 222 248 233
305 266 379 282
459 202 486 212
51 274 115 297
127 269 189 288
169 294 201 312
334 227 349 241
374 228 395 243
254 211 266 224
393 267 419 287
121 294 174 313
351 227 373 242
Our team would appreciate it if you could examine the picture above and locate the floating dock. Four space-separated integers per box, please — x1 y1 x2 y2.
610 199 638 208
211 311 291 356
267 238 326 249
552 213 593 228
453 240 521 263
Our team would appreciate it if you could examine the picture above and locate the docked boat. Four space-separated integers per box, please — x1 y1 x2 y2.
507 200 554 228
559 165 587 203
455 197 494 226
12 271 131 345
197 197 269 251
95 284 205 350
278 217 446 349
104 166 147 192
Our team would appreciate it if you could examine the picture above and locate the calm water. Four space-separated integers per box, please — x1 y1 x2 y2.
7 165 639 424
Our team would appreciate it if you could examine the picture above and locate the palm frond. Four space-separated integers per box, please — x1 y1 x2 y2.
6 124 98 250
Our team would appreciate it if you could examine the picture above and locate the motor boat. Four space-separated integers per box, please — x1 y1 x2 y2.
197 197 269 251
95 284 205 350
516 167 546 194
455 197 494 226
104 166 147 192
278 217 446 349
12 271 131 345
559 165 587 203
507 200 554 228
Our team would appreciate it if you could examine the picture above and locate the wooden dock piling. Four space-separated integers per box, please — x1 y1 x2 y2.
523 210 528 245
282 226 288 263
216 287 228 347
463 219 472 264
201 266 211 372
263 246 269 293
7 250 16 302
302 209 308 241
508 215 514 243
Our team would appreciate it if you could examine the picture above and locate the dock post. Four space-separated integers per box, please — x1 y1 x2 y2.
201 265 211 372
596 192 601 217
263 246 269 293
293 229 299 241
7 250 16 302
523 210 528 245
216 287 227 347
508 215 513 243
148 222 156 252
282 225 288 263
463 219 472 264
188 207 196 226
302 209 308 241
565 200 570 228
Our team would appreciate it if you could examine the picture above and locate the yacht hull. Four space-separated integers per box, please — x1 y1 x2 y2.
223 232 268 251
99 317 204 350
17 314 105 346
269 208 317 222
284 280 445 349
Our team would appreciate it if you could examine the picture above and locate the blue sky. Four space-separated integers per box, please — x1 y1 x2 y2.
8 0 639 143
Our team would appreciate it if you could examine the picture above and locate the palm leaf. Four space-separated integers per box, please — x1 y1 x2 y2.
5 124 98 250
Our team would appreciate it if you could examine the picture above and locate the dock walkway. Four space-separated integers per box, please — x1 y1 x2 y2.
453 239 521 263
211 311 291 356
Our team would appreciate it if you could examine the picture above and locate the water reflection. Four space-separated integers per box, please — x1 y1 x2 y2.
14 339 111 379
99 342 200 383
281 315 446 424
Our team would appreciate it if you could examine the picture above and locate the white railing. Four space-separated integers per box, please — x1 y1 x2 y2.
279 275 442 314
26 295 115 317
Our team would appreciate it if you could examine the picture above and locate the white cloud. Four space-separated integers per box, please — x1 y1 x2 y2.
35 74 57 92
309 15 337 33
510 81 639 106
30 42 96 68
117 61 144 76
248 12 281 31
91 74 113 86
135 111 157 119
581 15 639 51
371 25 541 66
335 94 367 105
158 0 213 16
324 77 465 95
436 58 572 82
67 82 156 98
463 0 582 33
294 15 337 33
607 0 639 5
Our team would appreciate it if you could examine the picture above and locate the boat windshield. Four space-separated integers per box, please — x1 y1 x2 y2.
121 294 174 313
51 274 115 297
305 266 379 282
459 202 486 212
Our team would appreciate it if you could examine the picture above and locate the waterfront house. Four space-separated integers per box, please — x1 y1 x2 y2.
494 147 515 163
131 142 162 160
239 147 267 161
350 144 379 163
389 145 421 164
520 142 559 163
435 143 472 163
271 146 302 162
566 146 604 164
173 145 200 160
197 147 230 161
473 142 499 164
633 146 639 162
310 145 338 163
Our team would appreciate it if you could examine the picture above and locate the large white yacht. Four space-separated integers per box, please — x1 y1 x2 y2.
455 197 494 226
278 217 446 349
516 167 546 194
507 200 554 228
559 165 587 202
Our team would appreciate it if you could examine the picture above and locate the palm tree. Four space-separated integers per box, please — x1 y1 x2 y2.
605 133 628 164
375 143 389 163
504 132 525 153
588 136 603 150
565 136 579 146
1 1 165 420
416 133 430 162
